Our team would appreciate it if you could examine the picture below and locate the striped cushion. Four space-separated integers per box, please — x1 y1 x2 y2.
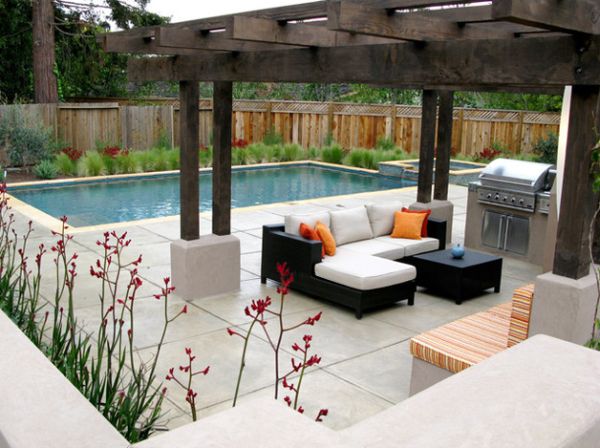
507 284 535 347
410 303 512 373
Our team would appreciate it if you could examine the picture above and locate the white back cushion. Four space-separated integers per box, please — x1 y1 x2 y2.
329 206 373 246
284 211 330 236
366 202 403 237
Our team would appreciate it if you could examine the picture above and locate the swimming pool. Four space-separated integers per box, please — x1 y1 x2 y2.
10 164 415 227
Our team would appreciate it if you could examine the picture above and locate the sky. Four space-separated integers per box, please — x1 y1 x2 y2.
145 0 319 23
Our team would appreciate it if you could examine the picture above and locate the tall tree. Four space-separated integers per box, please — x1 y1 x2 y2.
32 0 58 102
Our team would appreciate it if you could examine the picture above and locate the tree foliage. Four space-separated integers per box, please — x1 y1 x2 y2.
0 0 167 102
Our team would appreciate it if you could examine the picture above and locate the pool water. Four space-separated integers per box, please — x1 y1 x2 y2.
10 165 415 227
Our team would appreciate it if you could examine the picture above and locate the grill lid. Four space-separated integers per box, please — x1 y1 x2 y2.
479 158 553 192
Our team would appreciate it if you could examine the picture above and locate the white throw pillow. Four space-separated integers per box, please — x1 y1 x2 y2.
366 202 403 237
329 206 373 246
284 211 330 236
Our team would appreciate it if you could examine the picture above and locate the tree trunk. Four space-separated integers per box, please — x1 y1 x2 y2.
32 0 58 103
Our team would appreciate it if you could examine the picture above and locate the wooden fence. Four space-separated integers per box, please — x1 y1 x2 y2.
0 100 560 162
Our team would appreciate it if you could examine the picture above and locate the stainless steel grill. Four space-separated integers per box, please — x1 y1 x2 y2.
474 159 554 213
465 158 557 266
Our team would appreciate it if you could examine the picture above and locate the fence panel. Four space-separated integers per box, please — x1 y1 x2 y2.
0 101 561 164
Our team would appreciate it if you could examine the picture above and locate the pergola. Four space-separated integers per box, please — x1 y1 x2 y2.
101 0 600 304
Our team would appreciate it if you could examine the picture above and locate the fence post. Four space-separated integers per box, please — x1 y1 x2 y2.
456 108 465 156
388 104 397 144
266 101 273 132
327 101 334 141
119 105 128 149
517 111 525 154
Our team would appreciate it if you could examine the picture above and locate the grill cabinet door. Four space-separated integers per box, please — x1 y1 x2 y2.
482 211 505 249
505 215 529 255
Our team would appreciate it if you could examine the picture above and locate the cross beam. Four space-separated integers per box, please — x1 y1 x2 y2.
127 35 600 88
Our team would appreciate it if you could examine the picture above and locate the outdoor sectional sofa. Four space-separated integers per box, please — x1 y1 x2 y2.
261 203 446 318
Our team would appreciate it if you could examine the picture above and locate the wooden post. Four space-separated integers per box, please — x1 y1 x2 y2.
417 90 438 203
327 101 335 140
179 81 200 241
212 81 233 236
434 91 454 201
553 85 600 280
388 103 397 144
516 111 525 154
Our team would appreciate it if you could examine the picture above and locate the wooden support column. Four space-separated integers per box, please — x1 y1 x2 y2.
417 90 438 203
212 81 233 236
553 85 600 279
179 81 200 241
434 91 454 201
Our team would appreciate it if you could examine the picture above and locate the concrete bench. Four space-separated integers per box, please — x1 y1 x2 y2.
409 284 535 394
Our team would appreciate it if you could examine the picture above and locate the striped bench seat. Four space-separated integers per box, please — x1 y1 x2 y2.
410 285 535 374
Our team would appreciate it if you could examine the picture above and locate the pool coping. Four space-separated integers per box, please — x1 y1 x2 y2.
379 159 486 176
6 160 416 234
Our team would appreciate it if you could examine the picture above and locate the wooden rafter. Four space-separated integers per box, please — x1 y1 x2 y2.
492 0 600 35
225 16 399 47
327 1 511 42
126 35 600 88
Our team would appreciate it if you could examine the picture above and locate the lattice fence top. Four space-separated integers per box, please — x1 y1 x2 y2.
64 98 561 125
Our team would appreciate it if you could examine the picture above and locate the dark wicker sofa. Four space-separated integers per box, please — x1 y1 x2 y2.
261 218 447 319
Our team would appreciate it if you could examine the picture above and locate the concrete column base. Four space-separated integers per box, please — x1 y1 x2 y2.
410 200 454 246
530 270 598 345
409 357 453 396
171 234 241 300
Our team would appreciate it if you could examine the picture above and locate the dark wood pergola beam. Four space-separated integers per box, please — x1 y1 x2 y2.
127 35 600 87
417 89 438 203
492 0 600 35
225 16 400 47
327 1 511 42
434 90 454 201
553 86 600 279
157 27 303 52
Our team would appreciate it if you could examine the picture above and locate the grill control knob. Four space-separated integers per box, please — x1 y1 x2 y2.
519 199 525 205
502 196 507 202
511 197 516 203
494 194 500 200
487 193 492 199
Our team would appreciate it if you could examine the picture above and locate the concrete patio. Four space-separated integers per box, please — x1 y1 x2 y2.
16 184 542 433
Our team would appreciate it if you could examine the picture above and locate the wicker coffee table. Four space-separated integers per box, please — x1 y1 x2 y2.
405 249 502 304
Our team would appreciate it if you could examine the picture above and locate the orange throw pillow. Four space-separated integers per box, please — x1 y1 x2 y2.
402 207 431 237
315 221 336 256
391 211 426 240
299 222 325 258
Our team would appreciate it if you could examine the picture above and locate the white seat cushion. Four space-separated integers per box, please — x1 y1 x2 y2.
342 239 405 260
284 211 330 236
329 206 373 246
366 202 403 237
376 236 440 256
314 247 416 291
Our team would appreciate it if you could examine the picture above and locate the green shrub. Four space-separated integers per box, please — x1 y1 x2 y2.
54 153 77 176
156 130 172 150
324 132 336 147
320 144 345 164
149 148 169 172
533 132 558 164
307 147 321 160
247 143 267 164
33 160 58 179
103 155 119 175
199 147 213 168
134 151 155 172
166 149 180 170
0 108 55 167
347 149 365 168
281 144 303 162
116 153 139 174
263 128 284 146
232 147 249 166
78 151 105 177
375 137 396 151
